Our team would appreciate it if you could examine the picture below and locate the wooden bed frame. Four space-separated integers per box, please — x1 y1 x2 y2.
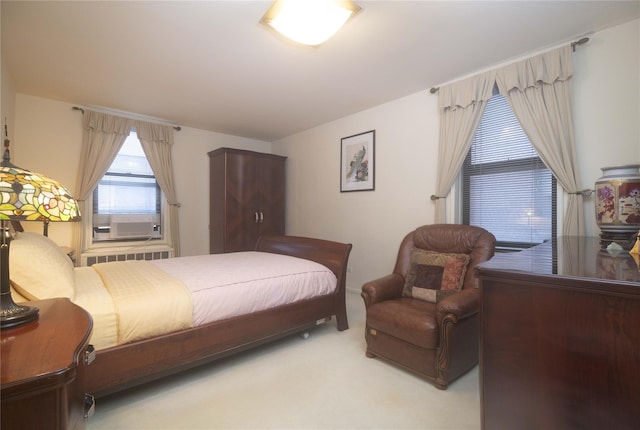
85 235 352 398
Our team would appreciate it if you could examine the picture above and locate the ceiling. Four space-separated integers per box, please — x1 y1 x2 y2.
2 1 639 142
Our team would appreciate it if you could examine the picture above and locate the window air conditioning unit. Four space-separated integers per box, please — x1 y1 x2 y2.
110 214 155 239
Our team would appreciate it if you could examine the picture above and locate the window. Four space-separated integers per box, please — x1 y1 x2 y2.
462 94 556 249
92 131 163 242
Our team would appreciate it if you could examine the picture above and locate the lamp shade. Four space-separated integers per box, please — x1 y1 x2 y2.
0 165 80 222
260 0 361 46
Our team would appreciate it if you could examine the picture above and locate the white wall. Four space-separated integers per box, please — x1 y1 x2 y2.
275 19 640 292
0 4 15 134
12 95 272 255
12 96 82 245
274 91 439 291
1 54 16 150
572 19 640 230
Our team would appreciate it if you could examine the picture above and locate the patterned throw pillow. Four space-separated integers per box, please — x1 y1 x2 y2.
402 250 471 303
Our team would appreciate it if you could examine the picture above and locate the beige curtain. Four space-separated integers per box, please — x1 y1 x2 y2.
72 111 134 259
135 121 181 256
433 71 496 222
496 45 584 236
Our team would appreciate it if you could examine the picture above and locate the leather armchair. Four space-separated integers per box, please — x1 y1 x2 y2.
361 224 496 389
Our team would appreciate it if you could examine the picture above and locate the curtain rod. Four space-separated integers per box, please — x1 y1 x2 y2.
72 106 182 131
429 36 590 95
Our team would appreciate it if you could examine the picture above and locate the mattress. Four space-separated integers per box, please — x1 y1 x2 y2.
151 251 338 326
77 251 337 350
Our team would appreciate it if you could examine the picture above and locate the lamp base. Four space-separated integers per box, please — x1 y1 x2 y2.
1 291 39 329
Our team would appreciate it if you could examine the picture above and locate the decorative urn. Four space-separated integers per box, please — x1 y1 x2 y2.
595 164 640 248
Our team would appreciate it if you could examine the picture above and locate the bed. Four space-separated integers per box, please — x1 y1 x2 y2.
9 232 352 398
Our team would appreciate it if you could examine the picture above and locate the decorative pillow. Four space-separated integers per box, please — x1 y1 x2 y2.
9 232 75 301
402 250 471 303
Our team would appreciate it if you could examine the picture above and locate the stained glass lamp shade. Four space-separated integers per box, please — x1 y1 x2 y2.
0 137 80 328
0 166 80 223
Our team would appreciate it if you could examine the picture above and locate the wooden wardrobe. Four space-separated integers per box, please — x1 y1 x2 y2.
209 148 286 253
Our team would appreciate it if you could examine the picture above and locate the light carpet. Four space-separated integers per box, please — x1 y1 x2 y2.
86 290 481 430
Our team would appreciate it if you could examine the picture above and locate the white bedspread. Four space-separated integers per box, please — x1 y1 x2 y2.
151 251 337 326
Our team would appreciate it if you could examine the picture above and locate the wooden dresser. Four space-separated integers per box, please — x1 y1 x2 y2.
1 298 94 430
208 148 286 253
476 237 640 430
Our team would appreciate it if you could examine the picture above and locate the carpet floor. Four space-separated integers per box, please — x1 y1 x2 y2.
86 290 481 430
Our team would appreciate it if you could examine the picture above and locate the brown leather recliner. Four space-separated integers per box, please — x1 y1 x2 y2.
361 224 496 389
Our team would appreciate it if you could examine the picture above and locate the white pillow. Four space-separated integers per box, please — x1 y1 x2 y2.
9 232 75 301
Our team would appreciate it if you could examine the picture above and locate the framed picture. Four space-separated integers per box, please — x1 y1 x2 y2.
340 130 375 192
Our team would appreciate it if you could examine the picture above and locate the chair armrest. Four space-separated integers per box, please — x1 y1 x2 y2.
361 273 405 308
436 288 479 323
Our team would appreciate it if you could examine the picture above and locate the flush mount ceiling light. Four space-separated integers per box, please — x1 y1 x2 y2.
260 0 361 47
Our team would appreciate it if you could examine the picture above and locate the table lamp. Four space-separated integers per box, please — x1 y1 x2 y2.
0 126 80 329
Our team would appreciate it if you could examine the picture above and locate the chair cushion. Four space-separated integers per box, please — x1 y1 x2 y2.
366 298 438 349
402 250 470 303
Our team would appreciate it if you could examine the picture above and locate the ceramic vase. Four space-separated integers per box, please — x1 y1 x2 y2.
595 164 640 236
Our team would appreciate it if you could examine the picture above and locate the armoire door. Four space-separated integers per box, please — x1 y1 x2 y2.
223 151 261 252
257 154 286 238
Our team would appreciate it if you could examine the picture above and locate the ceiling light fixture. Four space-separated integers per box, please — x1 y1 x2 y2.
260 0 361 47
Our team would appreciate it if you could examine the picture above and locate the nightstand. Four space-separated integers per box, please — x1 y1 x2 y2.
1 298 95 430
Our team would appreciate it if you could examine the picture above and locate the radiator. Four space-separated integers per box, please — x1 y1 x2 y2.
81 248 174 267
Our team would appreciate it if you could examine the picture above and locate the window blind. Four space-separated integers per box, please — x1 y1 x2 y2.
463 95 556 248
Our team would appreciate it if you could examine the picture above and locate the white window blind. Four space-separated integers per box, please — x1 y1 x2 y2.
463 94 556 248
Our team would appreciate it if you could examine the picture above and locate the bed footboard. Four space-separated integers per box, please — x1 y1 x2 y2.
255 235 352 331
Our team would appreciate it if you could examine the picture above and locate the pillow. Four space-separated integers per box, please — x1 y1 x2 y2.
9 232 75 301
402 250 470 303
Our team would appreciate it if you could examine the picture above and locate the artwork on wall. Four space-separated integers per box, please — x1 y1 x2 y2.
340 130 375 192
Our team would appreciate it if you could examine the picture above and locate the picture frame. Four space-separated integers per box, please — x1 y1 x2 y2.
340 130 375 192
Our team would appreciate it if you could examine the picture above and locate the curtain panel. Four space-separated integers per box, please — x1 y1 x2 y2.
433 71 495 222
72 111 133 258
496 45 584 236
135 121 181 256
